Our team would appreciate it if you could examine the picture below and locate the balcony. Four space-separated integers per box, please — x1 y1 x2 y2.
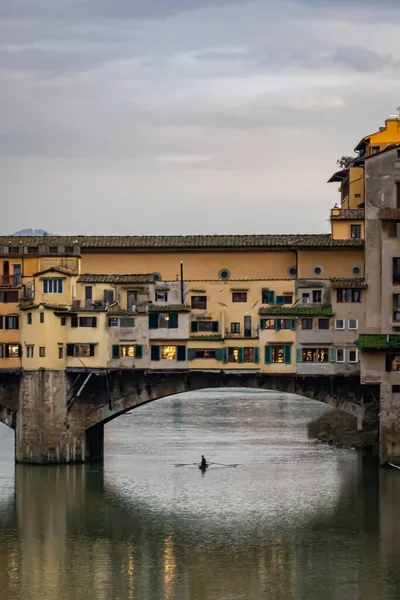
225 330 259 339
0 275 22 287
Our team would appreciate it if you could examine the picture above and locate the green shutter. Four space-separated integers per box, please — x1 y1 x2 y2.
135 345 143 359
149 313 159 329
151 345 160 361
191 321 198 332
187 348 195 361
264 345 272 364
284 345 291 364
330 347 336 362
177 345 186 361
267 291 275 304
168 313 178 329
238 347 244 363
254 347 260 364
212 321 219 332
276 296 284 305
296 348 302 362
66 344 74 357
112 345 120 359
89 344 95 357
222 347 228 364
91 317 97 327
260 319 265 330
71 314 78 328
215 348 223 361
290 319 296 331
274 319 281 331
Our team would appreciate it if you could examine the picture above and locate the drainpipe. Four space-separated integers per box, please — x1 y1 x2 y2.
180 261 184 304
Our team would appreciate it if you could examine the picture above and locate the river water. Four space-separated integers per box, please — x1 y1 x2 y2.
0 389 400 599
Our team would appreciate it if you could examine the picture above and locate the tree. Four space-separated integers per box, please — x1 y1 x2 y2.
336 156 355 170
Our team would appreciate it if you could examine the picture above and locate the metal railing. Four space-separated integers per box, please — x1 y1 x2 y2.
0 275 22 286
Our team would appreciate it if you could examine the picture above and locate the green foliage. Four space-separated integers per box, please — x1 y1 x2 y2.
358 334 400 350
259 305 333 316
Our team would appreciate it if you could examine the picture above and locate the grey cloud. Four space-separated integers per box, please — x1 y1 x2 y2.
329 46 398 72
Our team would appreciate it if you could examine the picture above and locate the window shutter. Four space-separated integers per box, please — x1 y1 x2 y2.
290 319 296 331
149 313 159 329
254 347 260 364
386 354 392 372
264 345 272 364
0 316 2 329
284 345 291 364
187 348 195 361
238 347 244 363
18 345 22 358
191 321 198 332
177 345 186 361
212 321 219 332
151 345 160 361
267 291 275 304
330 348 336 362
0 292 3 302
274 319 281 331
260 319 265 330
222 348 228 364
135 345 143 359
91 317 97 328
71 314 78 328
66 344 74 357
276 296 284 305
112 345 120 359
89 344 95 357
296 348 302 362
215 348 222 361
5 345 9 358
168 313 179 329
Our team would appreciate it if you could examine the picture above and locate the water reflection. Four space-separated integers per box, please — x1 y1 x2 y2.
0 391 399 598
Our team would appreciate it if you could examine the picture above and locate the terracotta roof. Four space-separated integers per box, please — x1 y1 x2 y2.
330 209 364 220
378 208 400 220
330 278 367 288
0 234 364 250
77 274 155 284
34 266 76 277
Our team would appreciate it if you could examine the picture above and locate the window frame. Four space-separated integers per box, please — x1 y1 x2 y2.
191 296 207 310
39 346 46 358
26 345 34 358
348 349 358 363
155 291 168 302
350 224 361 239
348 319 358 330
318 318 330 330
336 348 345 363
312 290 322 303
335 319 345 330
42 278 63 294
232 292 247 303
301 318 313 330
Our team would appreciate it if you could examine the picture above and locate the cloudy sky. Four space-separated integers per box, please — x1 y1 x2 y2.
1 0 400 235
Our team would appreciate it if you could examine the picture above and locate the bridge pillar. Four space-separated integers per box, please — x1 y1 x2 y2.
15 370 95 464
379 381 400 466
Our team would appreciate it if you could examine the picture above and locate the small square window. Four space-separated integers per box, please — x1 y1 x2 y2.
40 313 44 323
58 346 63 359
348 349 358 363
318 318 330 330
302 293 310 304
232 292 247 303
312 290 322 303
231 322 241 334
301 318 313 330
108 317 119 327
335 319 345 330
39 347 46 358
348 319 358 330
155 291 168 302
336 348 345 363
191 296 207 309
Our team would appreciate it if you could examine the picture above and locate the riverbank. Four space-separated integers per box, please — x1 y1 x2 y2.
307 409 378 453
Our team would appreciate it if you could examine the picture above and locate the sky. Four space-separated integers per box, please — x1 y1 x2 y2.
1 0 400 235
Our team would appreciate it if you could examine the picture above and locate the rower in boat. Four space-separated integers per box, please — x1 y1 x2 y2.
200 455 208 469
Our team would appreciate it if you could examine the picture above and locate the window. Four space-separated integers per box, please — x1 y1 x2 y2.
121 345 135 358
27 312 32 325
193 349 217 359
348 349 358 363
65 246 74 253
9 247 19 254
218 268 231 281
27 246 39 254
313 266 323 276
61 317 66 326
272 346 284 363
394 257 400 284
288 266 297 277
153 272 162 282
243 347 254 363
0 344 3 358
191 296 207 309
279 319 293 330
58 346 63 359
6 344 20 358
230 322 241 334
318 318 330 330
120 317 135 328
49 246 58 253
301 318 313 330
355 193 361 199
348 319 358 330
159 314 170 328
149 313 178 329
350 224 361 239
276 295 293 305
335 319 345 330
261 319 275 330
192 320 218 333
262 291 275 304
108 318 119 327
161 346 177 360
352 266 361 275
79 317 97 327
388 222 400 238
68 344 95 358
40 312 44 323
336 348 345 362
232 292 247 303
39 347 46 358
26 346 34 358
371 146 380 155
228 348 239 363
42 278 63 294
312 290 322 303
5 316 19 329
0 291 19 303
301 348 329 362
393 385 400 393
336 289 361 303
155 291 168 302
302 293 310 304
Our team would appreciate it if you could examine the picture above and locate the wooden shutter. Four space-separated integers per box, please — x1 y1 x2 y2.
212 321 219 332
191 321 198 332
66 344 75 357
91 317 97 327
284 345 291 364
5 344 9 358
215 349 223 361
267 291 275 304
254 347 260 364
386 354 392 372
151 345 160 361
222 348 228 364
274 319 281 331
276 296 284 305
329 347 336 362
187 348 195 361
168 313 179 329
149 313 159 329
135 345 143 359
296 348 302 362
260 319 265 330
177 345 186 361
238 347 244 363
89 344 95 357
71 314 78 328
264 345 272 364
0 316 2 330
112 345 120 359
290 319 296 331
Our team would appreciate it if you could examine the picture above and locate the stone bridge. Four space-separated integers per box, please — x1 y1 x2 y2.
0 369 380 465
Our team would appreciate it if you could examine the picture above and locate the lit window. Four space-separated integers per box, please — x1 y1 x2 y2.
161 346 176 360
7 344 20 358
272 346 284 363
301 348 329 362
121 345 135 358
228 347 239 363
159 314 170 328
75 344 91 358
262 319 275 330
42 278 63 294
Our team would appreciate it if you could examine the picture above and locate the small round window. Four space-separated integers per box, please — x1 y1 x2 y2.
153 272 162 281
313 265 323 276
352 266 361 276
218 268 231 281
288 266 297 277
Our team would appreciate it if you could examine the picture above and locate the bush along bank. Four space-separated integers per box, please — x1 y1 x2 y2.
307 409 378 454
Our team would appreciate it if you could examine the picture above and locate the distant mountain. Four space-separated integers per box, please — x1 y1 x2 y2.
11 229 53 236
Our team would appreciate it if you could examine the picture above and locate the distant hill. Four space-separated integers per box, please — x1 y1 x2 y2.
11 229 53 236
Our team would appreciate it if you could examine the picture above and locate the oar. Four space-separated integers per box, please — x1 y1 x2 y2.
389 463 400 470
207 462 239 467
174 463 199 467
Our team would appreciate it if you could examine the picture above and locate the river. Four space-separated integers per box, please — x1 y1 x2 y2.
0 389 400 599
